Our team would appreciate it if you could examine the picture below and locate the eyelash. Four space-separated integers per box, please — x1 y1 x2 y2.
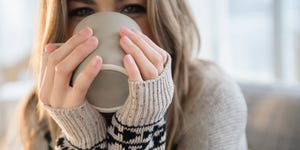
120 4 146 14
69 7 95 18
68 4 146 18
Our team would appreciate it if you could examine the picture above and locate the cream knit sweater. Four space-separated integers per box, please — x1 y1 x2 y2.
40 56 248 150
43 55 174 149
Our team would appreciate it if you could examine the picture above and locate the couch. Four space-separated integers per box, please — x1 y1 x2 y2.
239 82 300 150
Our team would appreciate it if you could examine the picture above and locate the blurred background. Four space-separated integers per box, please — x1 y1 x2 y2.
0 0 299 149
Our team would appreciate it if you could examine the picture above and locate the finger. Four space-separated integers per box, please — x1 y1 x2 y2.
120 36 158 80
39 66 54 104
120 27 164 73
39 27 93 105
45 43 58 53
132 29 168 64
123 54 143 82
51 36 98 101
39 44 59 104
69 56 102 107
43 27 93 94
39 44 57 89
48 27 93 66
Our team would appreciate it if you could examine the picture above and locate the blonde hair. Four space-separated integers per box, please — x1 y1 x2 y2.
19 0 200 149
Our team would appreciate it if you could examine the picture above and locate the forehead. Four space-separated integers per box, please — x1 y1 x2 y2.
67 0 144 4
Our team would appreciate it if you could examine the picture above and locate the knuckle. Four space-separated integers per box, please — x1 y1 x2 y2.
65 33 85 48
133 35 142 44
146 69 158 79
74 33 83 39
70 33 83 43
83 69 96 80
73 84 88 94
47 54 58 67
130 47 141 56
77 44 91 56
38 90 47 103
55 63 69 75
73 71 96 92
153 55 163 67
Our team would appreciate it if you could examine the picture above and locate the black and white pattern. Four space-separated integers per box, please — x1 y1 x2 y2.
55 116 166 150
55 135 107 150
107 115 166 150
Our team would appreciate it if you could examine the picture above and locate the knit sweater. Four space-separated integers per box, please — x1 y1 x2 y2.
37 57 247 149
175 60 248 149
42 54 174 149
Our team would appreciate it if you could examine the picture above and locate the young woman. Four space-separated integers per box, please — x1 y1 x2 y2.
19 0 248 149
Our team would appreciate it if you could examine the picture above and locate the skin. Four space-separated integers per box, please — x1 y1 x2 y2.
38 0 168 108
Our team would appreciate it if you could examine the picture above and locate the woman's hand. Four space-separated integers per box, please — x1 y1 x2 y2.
113 27 174 126
119 27 168 81
38 27 102 108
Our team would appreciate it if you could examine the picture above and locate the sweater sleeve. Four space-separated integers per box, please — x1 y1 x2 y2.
107 54 174 150
42 101 107 149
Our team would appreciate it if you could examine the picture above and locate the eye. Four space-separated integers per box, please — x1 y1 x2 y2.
69 7 95 18
120 4 146 14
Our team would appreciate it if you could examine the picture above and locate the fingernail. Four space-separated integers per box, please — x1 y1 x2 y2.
87 36 98 45
44 43 56 53
121 27 133 35
85 37 98 53
93 56 101 67
79 27 93 37
122 36 133 46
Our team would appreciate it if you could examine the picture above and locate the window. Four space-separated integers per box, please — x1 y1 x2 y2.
189 0 300 84
0 1 37 101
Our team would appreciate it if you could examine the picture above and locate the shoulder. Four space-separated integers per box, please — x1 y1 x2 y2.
187 58 246 105
176 59 248 149
188 59 235 89
187 59 244 99
183 58 248 130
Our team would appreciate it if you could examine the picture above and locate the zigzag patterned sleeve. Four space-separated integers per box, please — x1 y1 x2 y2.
55 134 107 150
107 54 174 149
42 101 108 149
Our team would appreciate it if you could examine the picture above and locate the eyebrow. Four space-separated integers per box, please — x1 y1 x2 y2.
68 0 96 5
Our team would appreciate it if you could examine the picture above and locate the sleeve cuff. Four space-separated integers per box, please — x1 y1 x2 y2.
42 101 107 149
116 54 174 126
